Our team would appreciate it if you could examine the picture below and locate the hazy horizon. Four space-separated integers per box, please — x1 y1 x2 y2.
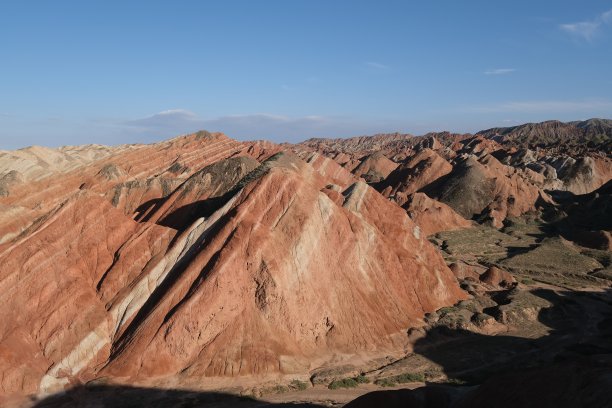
2 116 611 151
1 1 612 149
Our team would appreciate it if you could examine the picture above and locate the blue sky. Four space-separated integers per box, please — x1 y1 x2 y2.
1 1 611 149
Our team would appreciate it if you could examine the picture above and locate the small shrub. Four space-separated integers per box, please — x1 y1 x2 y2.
458 300 480 313
328 377 359 389
520 278 535 285
438 306 457 315
375 372 425 387
423 368 442 379
394 373 425 383
374 378 397 387
290 379 308 391
354 374 370 384
446 378 467 385
272 385 288 394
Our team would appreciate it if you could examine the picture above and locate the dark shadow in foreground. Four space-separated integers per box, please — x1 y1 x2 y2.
31 385 324 408
347 288 612 408
31 289 612 408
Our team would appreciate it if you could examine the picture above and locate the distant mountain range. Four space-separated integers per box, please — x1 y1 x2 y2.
299 118 612 154
478 118 612 149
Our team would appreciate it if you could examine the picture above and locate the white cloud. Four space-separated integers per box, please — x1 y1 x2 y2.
2 110 441 149
560 21 600 40
365 61 389 70
156 109 197 117
121 111 407 142
560 9 612 41
467 99 612 113
484 68 516 75
124 109 198 127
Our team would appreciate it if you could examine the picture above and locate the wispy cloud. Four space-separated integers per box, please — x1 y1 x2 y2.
560 9 612 41
122 110 403 142
560 21 600 40
124 109 199 129
484 68 516 75
1 109 439 149
365 61 389 70
468 99 612 113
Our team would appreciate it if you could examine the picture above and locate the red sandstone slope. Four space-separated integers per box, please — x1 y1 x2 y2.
351 152 398 182
0 193 174 394
142 156 261 229
422 154 543 228
0 132 260 215
0 132 278 245
378 149 453 206
274 124 610 236
0 138 466 396
102 156 465 386
404 192 473 236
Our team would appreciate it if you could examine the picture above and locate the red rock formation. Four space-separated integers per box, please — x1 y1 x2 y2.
351 152 398 183
0 204 36 251
0 132 247 239
449 262 481 281
0 193 174 395
144 156 260 229
479 266 517 288
423 155 543 228
239 139 283 162
102 156 465 385
404 192 472 236
290 120 612 218
478 118 612 150
297 151 358 188
557 156 612 195
456 135 503 157
0 141 466 396
379 149 452 206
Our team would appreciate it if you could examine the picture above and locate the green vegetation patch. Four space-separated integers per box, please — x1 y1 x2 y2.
446 378 468 385
374 372 425 387
289 379 308 391
328 378 358 389
327 374 370 389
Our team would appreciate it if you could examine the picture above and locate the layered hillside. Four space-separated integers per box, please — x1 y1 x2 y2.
293 122 611 407
1 120 611 406
479 118 612 150
296 118 612 154
0 134 465 397
293 119 612 229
